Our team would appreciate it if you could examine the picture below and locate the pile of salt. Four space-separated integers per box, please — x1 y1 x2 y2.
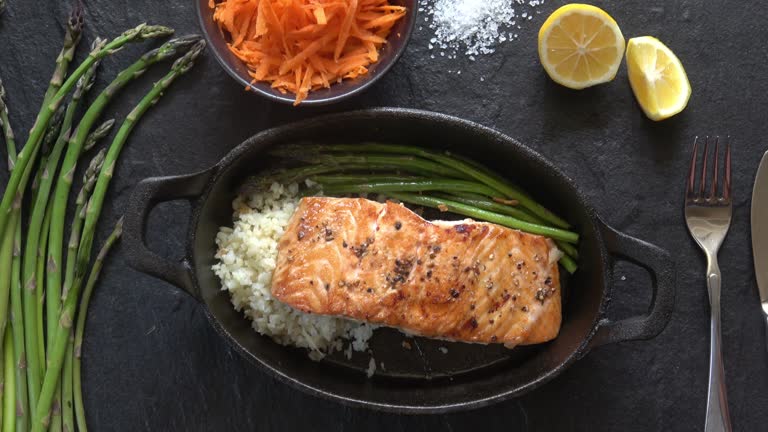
419 0 543 60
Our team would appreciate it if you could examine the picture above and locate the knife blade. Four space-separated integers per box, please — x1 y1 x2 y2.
752 150 768 343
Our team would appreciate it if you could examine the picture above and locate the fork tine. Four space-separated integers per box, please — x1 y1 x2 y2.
710 136 719 200
724 137 732 200
687 136 699 199
700 136 709 199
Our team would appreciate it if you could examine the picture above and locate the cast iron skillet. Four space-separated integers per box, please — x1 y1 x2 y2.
123 108 675 413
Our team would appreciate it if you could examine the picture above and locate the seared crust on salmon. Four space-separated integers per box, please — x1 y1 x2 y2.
271 197 562 347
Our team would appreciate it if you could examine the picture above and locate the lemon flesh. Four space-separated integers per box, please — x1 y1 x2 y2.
538 4 625 89
626 36 691 121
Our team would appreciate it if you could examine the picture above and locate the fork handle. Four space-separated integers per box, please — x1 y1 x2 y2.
705 259 732 432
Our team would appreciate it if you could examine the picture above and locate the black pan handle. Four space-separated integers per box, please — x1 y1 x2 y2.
123 169 215 300
587 221 675 349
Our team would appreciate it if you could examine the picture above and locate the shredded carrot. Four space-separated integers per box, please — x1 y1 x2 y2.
211 0 407 105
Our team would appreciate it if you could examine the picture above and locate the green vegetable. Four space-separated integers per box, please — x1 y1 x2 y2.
273 163 423 183
0 77 28 432
380 192 579 244
21 105 79 409
61 151 105 304
2 329 14 432
61 334 74 432
9 216 25 431
0 23 173 253
320 179 502 197
22 45 102 416
9 133 40 424
558 253 578 274
310 175 425 184
0 78 14 344
48 36 201 335
44 43 103 346
82 119 115 153
297 143 570 228
59 151 105 432
73 218 123 432
437 193 579 260
433 193 540 223
272 150 470 179
40 2 83 108
272 143 579 271
32 39 206 432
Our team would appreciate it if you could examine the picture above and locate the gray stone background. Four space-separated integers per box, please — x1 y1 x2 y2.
1 0 767 430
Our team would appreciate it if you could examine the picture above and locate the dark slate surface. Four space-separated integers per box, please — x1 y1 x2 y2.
1 0 767 430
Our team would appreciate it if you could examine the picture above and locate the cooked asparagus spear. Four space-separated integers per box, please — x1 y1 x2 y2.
320 179 503 197
287 143 571 229
379 192 578 243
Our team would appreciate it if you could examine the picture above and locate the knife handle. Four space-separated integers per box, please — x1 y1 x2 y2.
765 315 768 355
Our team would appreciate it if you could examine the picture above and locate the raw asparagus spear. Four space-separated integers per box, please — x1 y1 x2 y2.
48 35 202 328
41 2 84 108
0 23 173 245
73 218 123 432
32 39 206 432
21 52 101 417
0 78 30 432
58 152 104 432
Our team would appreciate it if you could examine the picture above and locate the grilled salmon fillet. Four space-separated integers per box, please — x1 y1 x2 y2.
271 197 562 347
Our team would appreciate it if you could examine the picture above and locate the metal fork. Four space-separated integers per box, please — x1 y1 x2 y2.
684 136 733 432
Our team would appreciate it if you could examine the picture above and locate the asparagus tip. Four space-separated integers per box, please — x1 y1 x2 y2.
138 24 174 40
84 118 115 152
171 39 206 73
42 104 67 153
67 1 85 36
142 34 203 63
84 148 107 180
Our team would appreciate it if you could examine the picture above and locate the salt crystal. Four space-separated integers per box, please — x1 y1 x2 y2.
421 0 543 59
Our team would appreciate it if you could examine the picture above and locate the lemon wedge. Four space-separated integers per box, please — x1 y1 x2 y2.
626 36 691 121
538 4 625 89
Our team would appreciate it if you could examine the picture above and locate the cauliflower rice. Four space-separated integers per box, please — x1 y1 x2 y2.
212 182 375 360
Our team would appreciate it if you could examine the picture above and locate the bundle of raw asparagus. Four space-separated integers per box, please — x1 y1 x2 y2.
0 3 205 431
